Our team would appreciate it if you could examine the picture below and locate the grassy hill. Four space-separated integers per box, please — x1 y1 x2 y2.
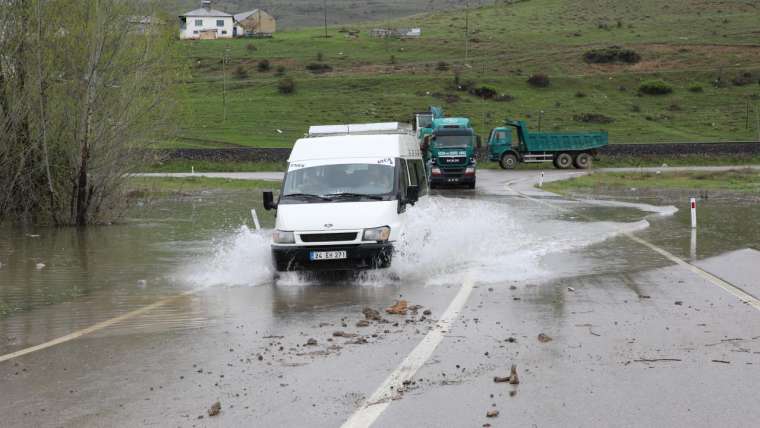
169 0 760 149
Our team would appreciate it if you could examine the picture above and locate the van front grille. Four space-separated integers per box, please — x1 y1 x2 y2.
300 232 358 243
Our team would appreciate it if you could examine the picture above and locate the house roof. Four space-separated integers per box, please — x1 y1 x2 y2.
234 9 260 22
181 8 232 18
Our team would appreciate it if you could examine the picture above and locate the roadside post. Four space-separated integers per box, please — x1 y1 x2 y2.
539 171 544 188
251 209 261 231
690 198 697 229
690 228 697 261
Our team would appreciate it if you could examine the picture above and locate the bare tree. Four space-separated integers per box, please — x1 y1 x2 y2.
0 0 182 225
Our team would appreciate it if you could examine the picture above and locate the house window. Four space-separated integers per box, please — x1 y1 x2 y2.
195 19 203 26
221 30 228 35
217 20 225 27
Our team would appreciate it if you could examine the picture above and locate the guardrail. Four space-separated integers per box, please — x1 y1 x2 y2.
153 141 760 163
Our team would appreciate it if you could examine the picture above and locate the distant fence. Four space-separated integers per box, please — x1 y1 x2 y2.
154 141 760 163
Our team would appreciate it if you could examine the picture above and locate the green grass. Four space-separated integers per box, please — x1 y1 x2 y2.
171 0 760 149
126 176 280 196
142 160 286 172
542 168 760 194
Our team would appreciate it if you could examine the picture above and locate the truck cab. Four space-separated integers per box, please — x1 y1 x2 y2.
487 126 517 167
423 117 478 189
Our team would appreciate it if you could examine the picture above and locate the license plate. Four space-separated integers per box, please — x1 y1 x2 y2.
444 158 460 163
309 251 347 261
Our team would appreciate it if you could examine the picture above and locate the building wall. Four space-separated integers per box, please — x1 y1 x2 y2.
237 11 276 35
179 16 235 39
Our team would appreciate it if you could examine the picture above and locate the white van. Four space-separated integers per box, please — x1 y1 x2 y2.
262 122 428 271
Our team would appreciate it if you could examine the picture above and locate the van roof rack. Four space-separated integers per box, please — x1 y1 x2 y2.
308 122 413 137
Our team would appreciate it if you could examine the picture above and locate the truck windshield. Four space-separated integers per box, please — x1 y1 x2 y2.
433 135 473 148
282 163 395 201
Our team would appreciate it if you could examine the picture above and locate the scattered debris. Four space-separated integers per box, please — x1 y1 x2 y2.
386 300 408 315
486 409 499 418
356 320 370 327
362 307 382 321
333 331 357 338
674 301 683 306
347 337 368 345
567 287 575 292
493 375 510 383
537 333 553 343
35 263 46 270
633 358 681 363
506 337 516 343
305 338 318 346
208 401 221 417
508 365 519 385
509 390 517 397
639 295 651 299
423 309 432 316
712 359 731 364
509 285 517 290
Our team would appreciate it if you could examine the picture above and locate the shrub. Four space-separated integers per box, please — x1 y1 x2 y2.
575 91 587 98
668 104 682 111
688 84 704 93
277 77 295 94
389 55 396 65
494 93 515 102
246 43 257 51
275 65 286 76
573 113 614 124
583 46 641 64
316 52 324 61
639 80 673 95
631 104 641 112
234 65 248 79
305 63 332 74
436 61 450 71
256 59 271 72
470 86 497 99
732 72 756 86
527 73 550 88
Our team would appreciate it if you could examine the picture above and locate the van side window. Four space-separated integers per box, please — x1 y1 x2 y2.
413 159 428 195
407 159 418 188
398 158 409 199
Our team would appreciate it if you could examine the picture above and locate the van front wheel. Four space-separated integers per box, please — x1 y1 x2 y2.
500 153 518 169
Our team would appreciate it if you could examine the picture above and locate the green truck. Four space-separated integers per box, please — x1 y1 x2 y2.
487 120 608 169
414 111 479 188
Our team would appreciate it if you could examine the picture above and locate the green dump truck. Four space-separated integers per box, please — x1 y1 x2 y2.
419 116 479 188
487 120 608 169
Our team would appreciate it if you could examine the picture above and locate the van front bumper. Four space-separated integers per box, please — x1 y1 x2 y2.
271 243 394 272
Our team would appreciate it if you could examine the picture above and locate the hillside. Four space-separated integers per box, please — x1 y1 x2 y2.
170 0 760 149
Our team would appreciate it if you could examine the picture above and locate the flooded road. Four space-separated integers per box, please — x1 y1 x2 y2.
1 170 759 427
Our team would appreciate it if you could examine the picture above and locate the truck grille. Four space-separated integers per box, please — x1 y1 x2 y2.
300 232 358 243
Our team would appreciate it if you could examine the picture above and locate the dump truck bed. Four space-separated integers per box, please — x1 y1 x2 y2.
522 131 608 153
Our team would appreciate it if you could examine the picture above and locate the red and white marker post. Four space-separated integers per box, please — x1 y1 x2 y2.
690 197 697 229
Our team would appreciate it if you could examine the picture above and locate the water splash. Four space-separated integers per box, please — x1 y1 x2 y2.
182 196 653 287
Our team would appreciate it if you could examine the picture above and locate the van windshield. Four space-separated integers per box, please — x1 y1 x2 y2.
282 163 395 202
433 135 473 148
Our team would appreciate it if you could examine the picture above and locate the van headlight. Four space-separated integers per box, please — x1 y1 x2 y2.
363 226 391 242
273 230 295 244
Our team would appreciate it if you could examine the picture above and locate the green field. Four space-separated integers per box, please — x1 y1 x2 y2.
171 0 760 149
542 168 760 194
126 176 280 196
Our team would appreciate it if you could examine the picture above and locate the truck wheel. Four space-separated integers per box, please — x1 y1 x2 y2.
555 153 573 169
499 153 518 169
574 153 592 169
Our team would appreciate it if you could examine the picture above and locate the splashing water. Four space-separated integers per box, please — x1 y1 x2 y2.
182 196 654 287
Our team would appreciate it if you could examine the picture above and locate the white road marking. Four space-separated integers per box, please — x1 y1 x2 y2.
507 177 760 312
0 288 202 364
341 275 476 428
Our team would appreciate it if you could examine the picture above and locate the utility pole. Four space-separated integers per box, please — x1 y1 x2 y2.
323 0 328 38
222 48 230 122
464 1 470 65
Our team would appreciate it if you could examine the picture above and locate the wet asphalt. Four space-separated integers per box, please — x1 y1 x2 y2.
1 170 760 427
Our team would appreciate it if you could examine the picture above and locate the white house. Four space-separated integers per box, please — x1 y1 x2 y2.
179 1 236 40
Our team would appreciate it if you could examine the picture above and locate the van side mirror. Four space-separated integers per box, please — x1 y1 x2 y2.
406 186 420 205
263 191 277 211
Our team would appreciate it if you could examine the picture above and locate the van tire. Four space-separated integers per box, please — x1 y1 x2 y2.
574 152 592 169
499 153 518 169
555 153 573 169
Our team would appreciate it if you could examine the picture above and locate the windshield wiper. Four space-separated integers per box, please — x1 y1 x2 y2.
282 193 333 201
324 192 385 201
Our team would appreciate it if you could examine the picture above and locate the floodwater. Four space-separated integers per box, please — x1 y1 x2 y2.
1 183 757 354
